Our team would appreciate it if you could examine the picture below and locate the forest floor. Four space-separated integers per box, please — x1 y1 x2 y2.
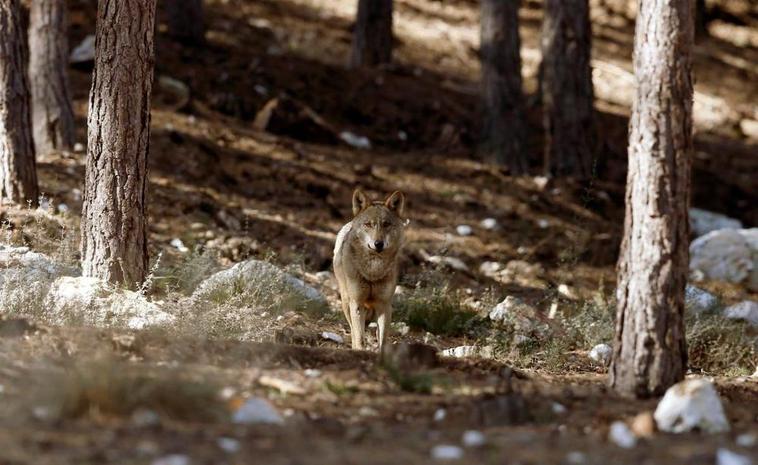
1 0 757 463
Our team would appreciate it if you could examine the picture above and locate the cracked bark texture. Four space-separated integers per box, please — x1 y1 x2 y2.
540 0 595 178
0 0 38 205
610 0 694 398
81 0 156 288
349 0 393 68
29 0 75 154
479 0 528 174
165 0 204 45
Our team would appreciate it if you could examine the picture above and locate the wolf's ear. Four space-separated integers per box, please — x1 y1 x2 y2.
384 191 405 217
352 188 370 216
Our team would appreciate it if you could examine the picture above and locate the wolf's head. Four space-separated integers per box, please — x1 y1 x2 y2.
351 188 406 255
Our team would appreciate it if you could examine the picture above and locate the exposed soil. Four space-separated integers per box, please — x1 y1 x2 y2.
1 0 757 463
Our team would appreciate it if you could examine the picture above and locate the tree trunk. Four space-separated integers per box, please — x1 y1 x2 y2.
81 0 156 288
479 0 528 174
349 0 393 68
610 0 694 398
165 0 204 45
28 0 76 154
540 0 595 178
0 0 38 205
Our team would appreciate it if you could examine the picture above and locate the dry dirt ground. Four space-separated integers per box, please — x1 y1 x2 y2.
1 0 757 463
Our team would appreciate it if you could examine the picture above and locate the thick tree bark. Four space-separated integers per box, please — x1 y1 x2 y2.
0 0 38 205
479 0 528 174
349 0 393 68
81 0 156 288
165 0 204 45
540 0 595 178
28 0 76 154
610 0 694 398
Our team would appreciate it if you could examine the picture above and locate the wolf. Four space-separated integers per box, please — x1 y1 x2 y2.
333 188 406 353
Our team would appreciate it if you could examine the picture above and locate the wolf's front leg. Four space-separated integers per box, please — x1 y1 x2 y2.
375 303 393 356
349 301 366 350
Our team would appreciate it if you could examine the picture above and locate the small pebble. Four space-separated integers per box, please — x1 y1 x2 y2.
565 451 587 465
736 433 757 448
456 225 473 236
608 421 637 448
552 402 568 415
217 437 240 454
716 449 752 465
462 430 486 448
480 218 498 230
433 408 447 422
431 445 464 461
152 455 190 465
304 369 322 378
321 331 344 344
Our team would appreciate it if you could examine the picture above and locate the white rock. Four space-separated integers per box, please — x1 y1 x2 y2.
589 344 613 366
565 451 587 465
462 430 486 448
397 130 408 141
456 225 473 236
392 321 410 335
232 397 284 425
70 35 95 63
339 131 371 149
690 229 756 290
73 142 85 152
654 378 730 433
690 208 743 237
431 445 464 461
723 301 758 327
736 433 757 448
441 345 488 359
685 285 720 314
537 219 550 229
170 238 189 253
321 331 344 344
304 369 322 378
479 261 502 276
57 203 69 214
480 218 498 230
192 259 326 307
608 421 637 449
217 437 241 454
716 449 753 465
152 455 190 465
552 402 568 415
426 255 468 272
557 284 578 299
433 408 447 422
45 276 175 329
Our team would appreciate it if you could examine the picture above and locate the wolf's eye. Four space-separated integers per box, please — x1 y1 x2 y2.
363 222 371 228
382 221 391 228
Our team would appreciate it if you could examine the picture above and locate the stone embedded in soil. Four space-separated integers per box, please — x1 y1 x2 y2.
462 430 486 448
689 228 758 291
456 225 473 236
232 397 284 425
479 261 502 276
685 285 720 315
716 449 753 465
431 445 464 461
552 402 568 415
689 208 743 238
480 218 498 230
434 408 447 422
723 301 758 327
440 345 493 359
588 344 613 366
217 437 241 454
70 34 95 63
654 378 730 434
339 131 371 149
736 433 758 448
321 331 344 344
152 455 190 465
608 421 637 449
425 254 469 272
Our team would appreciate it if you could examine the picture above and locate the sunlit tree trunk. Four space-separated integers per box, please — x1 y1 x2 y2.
0 0 38 205
610 0 694 398
81 0 156 288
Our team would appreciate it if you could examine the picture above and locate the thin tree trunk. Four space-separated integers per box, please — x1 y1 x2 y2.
479 0 528 174
349 0 393 68
29 0 76 154
540 0 595 178
81 0 156 288
165 0 204 45
610 0 694 398
0 0 38 205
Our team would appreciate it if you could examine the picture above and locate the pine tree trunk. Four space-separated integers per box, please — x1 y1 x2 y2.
28 0 76 154
165 0 204 45
349 0 393 68
610 0 694 398
81 0 156 288
0 0 38 205
479 0 528 174
540 0 595 178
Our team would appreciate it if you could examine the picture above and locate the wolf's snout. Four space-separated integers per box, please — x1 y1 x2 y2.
373 240 385 252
